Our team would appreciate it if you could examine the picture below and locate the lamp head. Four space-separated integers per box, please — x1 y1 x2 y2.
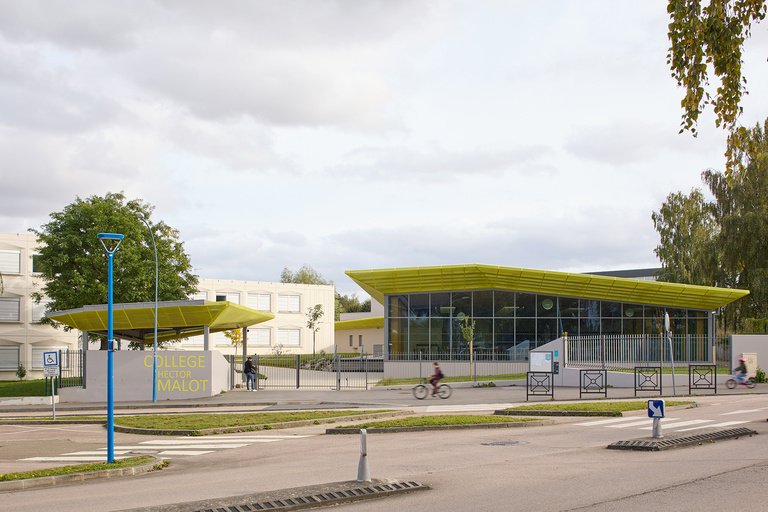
97 233 124 253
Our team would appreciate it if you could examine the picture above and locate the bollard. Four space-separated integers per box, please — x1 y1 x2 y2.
357 428 371 482
652 417 662 439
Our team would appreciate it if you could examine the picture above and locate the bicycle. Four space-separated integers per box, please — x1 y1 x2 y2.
725 374 756 389
413 379 452 399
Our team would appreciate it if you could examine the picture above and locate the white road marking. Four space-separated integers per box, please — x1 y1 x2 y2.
720 409 768 416
157 450 215 456
639 419 711 430
574 417 645 427
675 421 749 432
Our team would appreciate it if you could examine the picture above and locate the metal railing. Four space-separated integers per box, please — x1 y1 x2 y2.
567 335 729 371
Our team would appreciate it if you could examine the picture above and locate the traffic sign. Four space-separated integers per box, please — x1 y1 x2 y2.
43 351 58 367
648 399 665 418
44 366 60 377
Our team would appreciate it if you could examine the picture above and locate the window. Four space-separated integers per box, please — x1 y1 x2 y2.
278 328 300 346
248 293 271 312
0 298 20 322
0 346 20 371
31 254 43 273
277 295 300 312
252 328 271 346
216 292 240 304
0 250 21 274
349 334 353 347
31 299 51 323
191 291 208 301
358 335 363 347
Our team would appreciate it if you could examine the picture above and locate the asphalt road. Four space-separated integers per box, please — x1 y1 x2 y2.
0 389 767 511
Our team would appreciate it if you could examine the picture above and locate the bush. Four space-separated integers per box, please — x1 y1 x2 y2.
754 366 766 383
15 363 26 381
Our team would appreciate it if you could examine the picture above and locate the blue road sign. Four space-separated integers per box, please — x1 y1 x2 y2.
647 399 665 418
43 351 58 367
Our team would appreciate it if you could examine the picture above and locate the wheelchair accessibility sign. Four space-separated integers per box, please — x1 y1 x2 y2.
43 351 58 367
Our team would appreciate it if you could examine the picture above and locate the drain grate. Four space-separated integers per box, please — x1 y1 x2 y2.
117 480 429 512
607 427 758 451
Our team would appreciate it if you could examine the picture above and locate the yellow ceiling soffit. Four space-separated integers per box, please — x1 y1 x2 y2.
345 264 750 311
47 301 274 342
335 317 385 331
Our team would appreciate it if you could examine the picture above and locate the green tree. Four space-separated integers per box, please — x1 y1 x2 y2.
223 328 243 347
652 188 720 286
654 118 768 330
306 304 324 356
30 192 199 349
280 265 331 285
667 0 767 176
336 293 371 321
460 317 476 379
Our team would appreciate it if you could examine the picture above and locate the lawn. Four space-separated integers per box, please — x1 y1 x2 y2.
0 379 51 397
0 456 156 482
340 414 537 429
505 400 695 413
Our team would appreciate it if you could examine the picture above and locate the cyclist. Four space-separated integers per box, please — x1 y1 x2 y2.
428 362 443 396
733 357 748 384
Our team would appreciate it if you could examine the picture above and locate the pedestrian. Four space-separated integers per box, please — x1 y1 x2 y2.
243 356 256 391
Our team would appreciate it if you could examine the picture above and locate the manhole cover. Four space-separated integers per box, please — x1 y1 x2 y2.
481 440 528 446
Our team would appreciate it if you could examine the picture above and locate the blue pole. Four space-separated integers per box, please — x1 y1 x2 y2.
107 249 114 463
98 233 123 464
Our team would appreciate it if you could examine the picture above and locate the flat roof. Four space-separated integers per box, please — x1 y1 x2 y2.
47 300 274 343
346 264 750 311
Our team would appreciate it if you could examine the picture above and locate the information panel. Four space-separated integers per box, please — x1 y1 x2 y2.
529 351 553 373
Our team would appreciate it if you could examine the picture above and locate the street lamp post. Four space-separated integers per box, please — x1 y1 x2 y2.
137 214 159 402
98 233 124 463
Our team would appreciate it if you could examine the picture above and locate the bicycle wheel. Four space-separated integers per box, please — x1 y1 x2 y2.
725 378 736 389
747 378 756 389
437 384 452 399
413 384 429 399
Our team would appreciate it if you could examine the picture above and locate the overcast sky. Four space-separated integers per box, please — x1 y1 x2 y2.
1 1 767 298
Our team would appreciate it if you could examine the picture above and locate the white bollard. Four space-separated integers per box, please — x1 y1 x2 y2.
652 417 662 439
357 428 371 482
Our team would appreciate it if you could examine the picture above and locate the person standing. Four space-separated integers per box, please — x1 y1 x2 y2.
243 356 256 391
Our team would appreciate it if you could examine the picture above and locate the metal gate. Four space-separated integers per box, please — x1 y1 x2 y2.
252 353 374 390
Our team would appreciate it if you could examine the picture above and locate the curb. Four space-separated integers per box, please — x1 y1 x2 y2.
326 418 555 434
0 455 165 492
114 411 411 436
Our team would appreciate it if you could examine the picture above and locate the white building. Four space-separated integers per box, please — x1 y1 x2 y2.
0 232 79 378
0 232 336 379
178 278 335 356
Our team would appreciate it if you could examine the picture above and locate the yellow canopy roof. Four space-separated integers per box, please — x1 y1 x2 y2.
335 316 385 331
47 300 274 343
346 264 750 311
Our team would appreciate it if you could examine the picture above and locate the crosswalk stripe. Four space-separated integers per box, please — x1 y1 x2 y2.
157 450 215 456
607 418 676 428
639 419 711 430
141 439 267 445
574 417 644 426
720 409 767 415
675 421 748 432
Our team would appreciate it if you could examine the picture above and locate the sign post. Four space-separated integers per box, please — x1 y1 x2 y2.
43 351 59 420
648 399 665 438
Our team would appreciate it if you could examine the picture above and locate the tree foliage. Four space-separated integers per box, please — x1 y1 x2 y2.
667 0 766 176
653 118 768 328
280 265 331 286
223 328 243 347
31 192 199 348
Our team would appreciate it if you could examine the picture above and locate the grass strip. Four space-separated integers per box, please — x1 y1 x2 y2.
506 401 695 413
113 410 391 430
341 414 537 429
0 456 155 481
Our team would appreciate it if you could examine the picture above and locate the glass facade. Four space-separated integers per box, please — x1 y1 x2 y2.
387 290 710 356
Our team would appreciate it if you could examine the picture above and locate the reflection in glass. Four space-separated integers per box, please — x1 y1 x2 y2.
517 293 536 317
431 293 452 317
473 290 494 317
452 292 472 318
389 295 408 318
494 291 516 317
474 319 492 351
389 317 407 354
602 301 622 317
409 294 430 318
581 300 600 318
538 296 557 317
559 298 580 318
494 319 514 353
409 318 429 353
430 318 450 352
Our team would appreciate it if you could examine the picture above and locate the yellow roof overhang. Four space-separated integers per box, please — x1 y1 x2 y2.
47 300 274 343
335 317 385 331
346 264 750 311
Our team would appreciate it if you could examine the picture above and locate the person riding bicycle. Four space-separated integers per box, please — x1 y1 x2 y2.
733 357 748 384
428 362 443 396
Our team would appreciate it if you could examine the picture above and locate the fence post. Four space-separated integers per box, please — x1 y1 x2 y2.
296 354 301 389
419 352 422 381
255 355 260 391
58 349 62 389
364 352 368 390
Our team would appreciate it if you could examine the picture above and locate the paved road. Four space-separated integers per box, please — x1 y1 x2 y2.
0 388 766 511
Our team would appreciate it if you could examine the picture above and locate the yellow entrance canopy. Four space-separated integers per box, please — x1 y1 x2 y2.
346 264 750 311
47 300 274 344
